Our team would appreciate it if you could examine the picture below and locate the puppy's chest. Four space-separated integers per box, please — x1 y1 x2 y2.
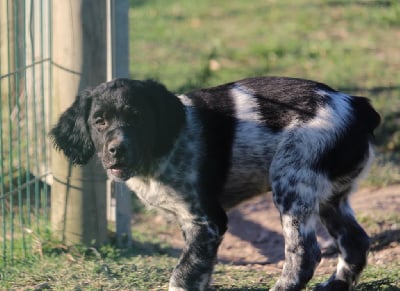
125 126 201 213
125 177 178 207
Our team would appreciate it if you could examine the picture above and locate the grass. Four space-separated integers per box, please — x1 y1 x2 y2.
0 229 399 290
1 206 399 290
1 0 400 289
131 0 400 87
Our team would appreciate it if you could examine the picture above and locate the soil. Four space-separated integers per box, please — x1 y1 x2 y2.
218 184 400 276
137 184 400 276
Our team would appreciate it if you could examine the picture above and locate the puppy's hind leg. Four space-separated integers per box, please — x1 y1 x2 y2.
271 211 321 291
270 168 324 291
316 193 370 291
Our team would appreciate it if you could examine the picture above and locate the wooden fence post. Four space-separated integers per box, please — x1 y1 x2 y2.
51 0 108 246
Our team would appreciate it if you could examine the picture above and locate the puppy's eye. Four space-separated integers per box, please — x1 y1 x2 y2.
94 117 106 127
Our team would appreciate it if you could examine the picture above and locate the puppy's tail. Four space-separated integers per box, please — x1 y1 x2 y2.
352 96 381 136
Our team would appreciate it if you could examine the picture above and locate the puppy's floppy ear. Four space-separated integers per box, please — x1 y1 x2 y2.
49 90 95 165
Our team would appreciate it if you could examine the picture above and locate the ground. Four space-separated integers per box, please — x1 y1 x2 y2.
2 185 398 290
136 184 400 283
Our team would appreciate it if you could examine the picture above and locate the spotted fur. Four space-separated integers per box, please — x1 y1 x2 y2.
50 76 380 291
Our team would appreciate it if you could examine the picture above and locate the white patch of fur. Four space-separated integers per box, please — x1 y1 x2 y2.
336 256 352 283
177 93 193 107
231 84 264 122
337 256 348 272
125 177 192 219
281 215 297 239
291 91 352 163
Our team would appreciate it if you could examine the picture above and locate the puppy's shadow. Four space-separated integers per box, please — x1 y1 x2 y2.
220 196 336 266
209 288 268 291
221 198 285 265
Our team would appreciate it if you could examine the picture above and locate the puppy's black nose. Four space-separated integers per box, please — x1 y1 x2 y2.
108 142 126 157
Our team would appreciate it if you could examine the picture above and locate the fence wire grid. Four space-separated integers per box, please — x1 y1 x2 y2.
0 0 52 265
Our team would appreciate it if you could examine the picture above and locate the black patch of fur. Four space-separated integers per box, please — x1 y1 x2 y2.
316 95 381 179
282 191 296 213
186 84 236 233
320 201 370 288
170 223 221 290
133 79 186 160
49 90 95 165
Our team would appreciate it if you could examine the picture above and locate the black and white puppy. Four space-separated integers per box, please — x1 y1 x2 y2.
50 77 380 291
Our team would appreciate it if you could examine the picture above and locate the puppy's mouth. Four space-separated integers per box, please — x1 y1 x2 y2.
106 163 133 181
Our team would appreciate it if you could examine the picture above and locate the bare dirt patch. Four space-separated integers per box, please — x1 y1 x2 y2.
137 184 400 277
219 184 400 276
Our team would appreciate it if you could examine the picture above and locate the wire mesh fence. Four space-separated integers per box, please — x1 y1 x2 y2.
0 0 52 265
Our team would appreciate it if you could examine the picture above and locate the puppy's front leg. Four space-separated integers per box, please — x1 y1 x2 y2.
169 219 224 291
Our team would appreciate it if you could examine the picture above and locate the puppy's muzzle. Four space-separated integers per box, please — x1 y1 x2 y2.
104 128 128 160
103 128 133 180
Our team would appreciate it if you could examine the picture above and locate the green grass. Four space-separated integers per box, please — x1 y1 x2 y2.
130 0 400 90
1 206 398 290
1 239 399 290
0 249 175 290
1 187 50 264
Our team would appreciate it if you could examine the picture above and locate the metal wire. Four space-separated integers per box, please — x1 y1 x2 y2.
0 0 52 265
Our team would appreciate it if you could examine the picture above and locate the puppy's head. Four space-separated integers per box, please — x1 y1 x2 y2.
50 79 185 180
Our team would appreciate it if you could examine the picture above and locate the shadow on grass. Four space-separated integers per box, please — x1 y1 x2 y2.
370 228 400 252
214 288 268 291
43 235 181 261
126 239 181 258
106 234 181 259
374 111 400 151
326 0 394 7
339 85 400 95
356 278 400 291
